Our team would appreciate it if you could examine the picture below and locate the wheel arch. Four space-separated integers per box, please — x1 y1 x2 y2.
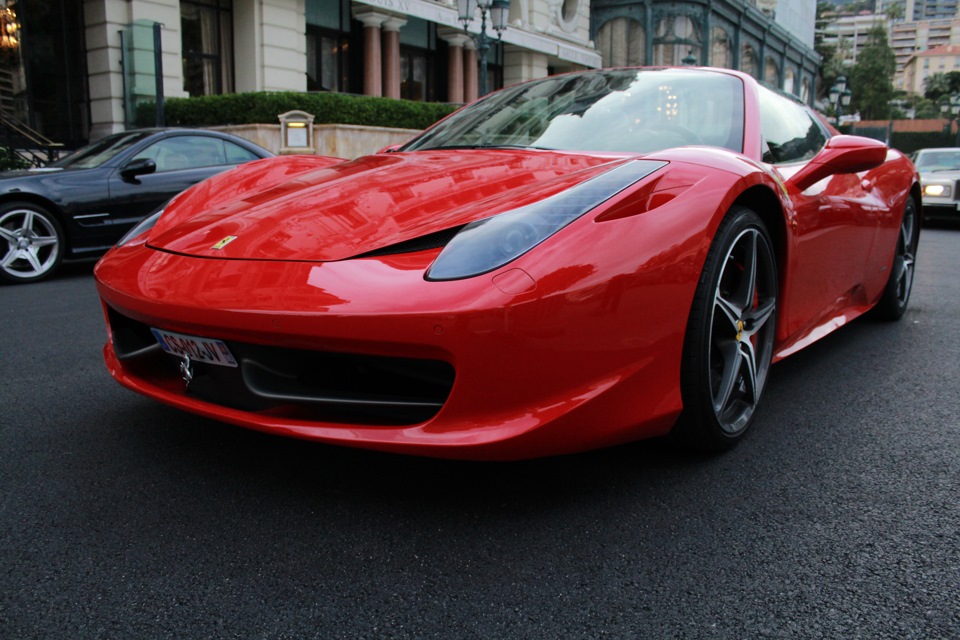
730 184 788 281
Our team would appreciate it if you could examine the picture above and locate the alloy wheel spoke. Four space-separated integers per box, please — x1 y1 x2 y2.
24 247 43 273
1 247 20 268
714 293 742 333
743 298 776 339
738 339 759 405
731 231 758 310
20 211 34 233
713 339 742 414
32 235 58 248
0 226 16 243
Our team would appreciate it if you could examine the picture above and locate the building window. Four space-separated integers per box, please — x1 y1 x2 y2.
653 15 701 65
710 27 732 68
597 18 645 67
307 27 350 91
306 0 351 92
399 18 438 101
181 0 233 97
741 44 758 78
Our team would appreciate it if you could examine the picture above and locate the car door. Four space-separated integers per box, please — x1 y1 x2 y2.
105 135 258 242
759 88 890 339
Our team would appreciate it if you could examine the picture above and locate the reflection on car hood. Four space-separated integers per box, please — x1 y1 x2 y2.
147 150 632 262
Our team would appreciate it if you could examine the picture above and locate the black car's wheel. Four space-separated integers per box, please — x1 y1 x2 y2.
673 206 778 451
0 202 65 284
872 197 919 321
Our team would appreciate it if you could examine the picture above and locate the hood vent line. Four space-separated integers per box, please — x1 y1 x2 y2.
355 225 465 259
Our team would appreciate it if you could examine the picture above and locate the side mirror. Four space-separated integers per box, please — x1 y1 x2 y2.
120 158 157 180
787 135 888 192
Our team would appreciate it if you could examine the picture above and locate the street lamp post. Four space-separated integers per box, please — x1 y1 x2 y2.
457 0 509 96
939 94 960 146
828 75 852 126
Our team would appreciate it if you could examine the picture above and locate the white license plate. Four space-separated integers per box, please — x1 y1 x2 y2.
151 328 238 368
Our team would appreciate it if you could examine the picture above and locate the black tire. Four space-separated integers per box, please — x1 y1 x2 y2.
872 197 919 321
672 206 778 451
0 201 65 284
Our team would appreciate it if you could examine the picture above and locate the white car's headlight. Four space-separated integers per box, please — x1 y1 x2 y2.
426 160 667 281
923 183 952 198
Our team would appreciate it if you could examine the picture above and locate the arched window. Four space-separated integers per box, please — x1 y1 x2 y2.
741 45 757 78
764 57 779 84
710 27 732 69
597 18 645 67
784 67 796 95
653 15 700 66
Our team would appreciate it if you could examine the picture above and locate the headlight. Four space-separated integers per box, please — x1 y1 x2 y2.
923 183 951 198
116 209 163 247
426 159 667 281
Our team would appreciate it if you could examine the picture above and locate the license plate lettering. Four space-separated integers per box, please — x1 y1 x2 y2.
151 328 238 368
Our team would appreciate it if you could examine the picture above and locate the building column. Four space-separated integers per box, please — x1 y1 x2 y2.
463 42 478 103
356 11 388 97
382 17 407 99
440 31 471 103
503 45 549 87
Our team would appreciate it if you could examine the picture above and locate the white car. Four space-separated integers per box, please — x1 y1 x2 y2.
913 147 960 220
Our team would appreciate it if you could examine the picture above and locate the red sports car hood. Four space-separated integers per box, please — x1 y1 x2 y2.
147 150 629 262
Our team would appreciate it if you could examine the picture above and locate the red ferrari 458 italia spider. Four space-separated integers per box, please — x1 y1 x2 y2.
95 67 920 460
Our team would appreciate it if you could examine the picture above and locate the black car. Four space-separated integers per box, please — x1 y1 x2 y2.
0 128 272 283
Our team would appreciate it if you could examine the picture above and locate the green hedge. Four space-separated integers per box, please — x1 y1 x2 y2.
0 144 29 171
136 92 458 130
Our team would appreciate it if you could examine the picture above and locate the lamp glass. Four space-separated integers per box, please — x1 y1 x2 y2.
491 0 509 31
457 0 476 22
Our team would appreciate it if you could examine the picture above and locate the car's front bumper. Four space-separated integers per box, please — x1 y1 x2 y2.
94 236 692 460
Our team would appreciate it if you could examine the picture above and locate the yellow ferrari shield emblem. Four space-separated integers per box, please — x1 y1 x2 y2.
211 235 238 250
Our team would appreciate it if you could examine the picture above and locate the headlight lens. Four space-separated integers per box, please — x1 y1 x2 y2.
116 209 163 247
426 159 667 281
923 183 951 198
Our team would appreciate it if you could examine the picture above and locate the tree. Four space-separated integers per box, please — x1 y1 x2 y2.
816 2 846 100
886 0 905 22
848 24 896 119
924 72 951 100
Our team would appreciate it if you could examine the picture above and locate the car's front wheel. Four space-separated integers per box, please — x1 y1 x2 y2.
0 202 64 284
673 206 778 450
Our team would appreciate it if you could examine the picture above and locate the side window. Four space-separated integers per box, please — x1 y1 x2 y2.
224 141 260 164
758 86 827 165
132 136 228 172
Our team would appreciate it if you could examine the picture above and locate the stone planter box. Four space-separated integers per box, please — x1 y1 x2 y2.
211 123 422 160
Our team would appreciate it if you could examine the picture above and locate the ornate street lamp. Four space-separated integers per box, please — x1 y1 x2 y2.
829 75 852 124
457 0 510 96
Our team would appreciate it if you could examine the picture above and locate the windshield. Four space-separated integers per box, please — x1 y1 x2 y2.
404 69 745 155
49 131 154 169
915 150 960 172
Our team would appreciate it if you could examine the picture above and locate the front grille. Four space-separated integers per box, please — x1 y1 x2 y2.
107 307 455 425
954 180 960 201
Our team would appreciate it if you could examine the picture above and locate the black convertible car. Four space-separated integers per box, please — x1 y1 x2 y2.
0 128 272 283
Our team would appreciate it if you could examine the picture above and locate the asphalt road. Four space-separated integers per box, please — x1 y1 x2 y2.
2 230 959 639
